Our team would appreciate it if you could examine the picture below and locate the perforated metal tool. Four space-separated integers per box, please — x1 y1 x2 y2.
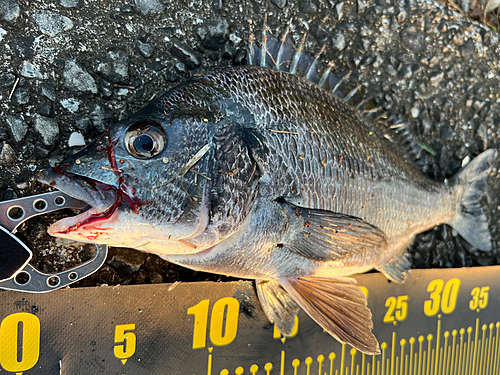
0 191 108 293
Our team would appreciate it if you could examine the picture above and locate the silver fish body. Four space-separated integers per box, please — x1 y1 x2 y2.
40 65 496 354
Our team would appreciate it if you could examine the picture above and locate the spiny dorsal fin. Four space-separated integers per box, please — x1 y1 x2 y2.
281 276 380 355
246 17 348 99
246 15 434 167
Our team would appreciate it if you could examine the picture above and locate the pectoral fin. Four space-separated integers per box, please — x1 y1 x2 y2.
281 202 387 262
280 276 380 355
256 279 300 335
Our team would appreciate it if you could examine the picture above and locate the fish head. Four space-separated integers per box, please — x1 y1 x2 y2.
38 106 219 255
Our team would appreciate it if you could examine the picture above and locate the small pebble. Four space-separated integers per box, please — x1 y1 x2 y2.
61 98 80 113
0 143 17 165
117 88 129 95
335 2 344 20
32 10 73 37
36 102 54 117
429 71 444 87
68 132 86 147
5 114 27 142
11 86 30 106
33 115 59 146
134 0 165 15
16 181 28 189
299 1 318 13
135 39 154 58
332 32 346 51
196 18 228 51
97 49 130 84
58 0 83 8
0 0 20 23
64 60 98 95
169 39 200 69
21 61 43 79
271 0 286 8
39 82 56 101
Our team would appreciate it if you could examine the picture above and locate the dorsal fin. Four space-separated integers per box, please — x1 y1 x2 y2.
246 15 435 165
246 17 348 100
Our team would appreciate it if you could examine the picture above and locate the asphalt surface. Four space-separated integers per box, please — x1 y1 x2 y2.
1 0 500 286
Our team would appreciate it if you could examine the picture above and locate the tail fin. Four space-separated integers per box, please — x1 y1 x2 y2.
447 149 497 251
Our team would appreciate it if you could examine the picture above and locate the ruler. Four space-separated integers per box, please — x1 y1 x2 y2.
0 265 499 375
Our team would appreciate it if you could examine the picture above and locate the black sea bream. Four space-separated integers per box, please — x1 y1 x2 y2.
39 28 496 354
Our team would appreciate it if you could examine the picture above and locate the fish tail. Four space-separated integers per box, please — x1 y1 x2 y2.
447 149 497 251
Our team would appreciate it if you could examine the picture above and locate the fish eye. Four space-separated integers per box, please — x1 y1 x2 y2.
124 122 167 159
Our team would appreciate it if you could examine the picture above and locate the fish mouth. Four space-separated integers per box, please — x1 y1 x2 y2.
38 168 122 235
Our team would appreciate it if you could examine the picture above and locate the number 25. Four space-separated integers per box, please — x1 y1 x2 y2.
384 295 409 323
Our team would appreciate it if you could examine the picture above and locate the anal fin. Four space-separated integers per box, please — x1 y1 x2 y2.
377 252 412 283
280 276 380 355
256 279 300 336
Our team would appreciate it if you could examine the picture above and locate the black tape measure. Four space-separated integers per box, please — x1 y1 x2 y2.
0 265 499 374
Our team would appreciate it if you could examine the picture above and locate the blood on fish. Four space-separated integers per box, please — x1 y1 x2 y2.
104 129 143 214
51 132 147 235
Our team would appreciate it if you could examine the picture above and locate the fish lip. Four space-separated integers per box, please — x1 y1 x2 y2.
37 168 119 234
38 168 117 211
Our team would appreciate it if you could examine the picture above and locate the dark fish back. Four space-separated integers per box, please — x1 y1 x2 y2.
195 66 449 241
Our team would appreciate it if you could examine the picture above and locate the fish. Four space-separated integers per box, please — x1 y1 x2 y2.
38 24 497 354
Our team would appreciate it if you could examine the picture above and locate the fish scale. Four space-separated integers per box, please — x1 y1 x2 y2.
204 69 443 200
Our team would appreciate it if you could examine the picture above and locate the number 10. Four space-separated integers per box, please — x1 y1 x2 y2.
187 297 240 349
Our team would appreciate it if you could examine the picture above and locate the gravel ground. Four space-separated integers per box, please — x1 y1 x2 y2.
1 0 500 287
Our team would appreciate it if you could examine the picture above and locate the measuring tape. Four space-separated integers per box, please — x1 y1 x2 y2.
0 265 499 375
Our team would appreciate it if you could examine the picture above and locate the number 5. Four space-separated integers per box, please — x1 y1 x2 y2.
395 295 409 321
114 324 136 362
479 286 490 309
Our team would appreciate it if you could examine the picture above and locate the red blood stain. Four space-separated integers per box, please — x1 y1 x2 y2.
53 130 146 234
104 129 143 214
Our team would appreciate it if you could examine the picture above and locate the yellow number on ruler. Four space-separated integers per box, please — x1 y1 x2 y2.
469 286 490 311
210 297 239 346
114 324 136 364
423 278 460 316
383 296 409 323
384 297 397 323
395 295 409 321
187 297 240 349
441 278 460 314
424 279 444 317
479 286 489 309
187 300 210 349
359 286 368 298
0 313 40 373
